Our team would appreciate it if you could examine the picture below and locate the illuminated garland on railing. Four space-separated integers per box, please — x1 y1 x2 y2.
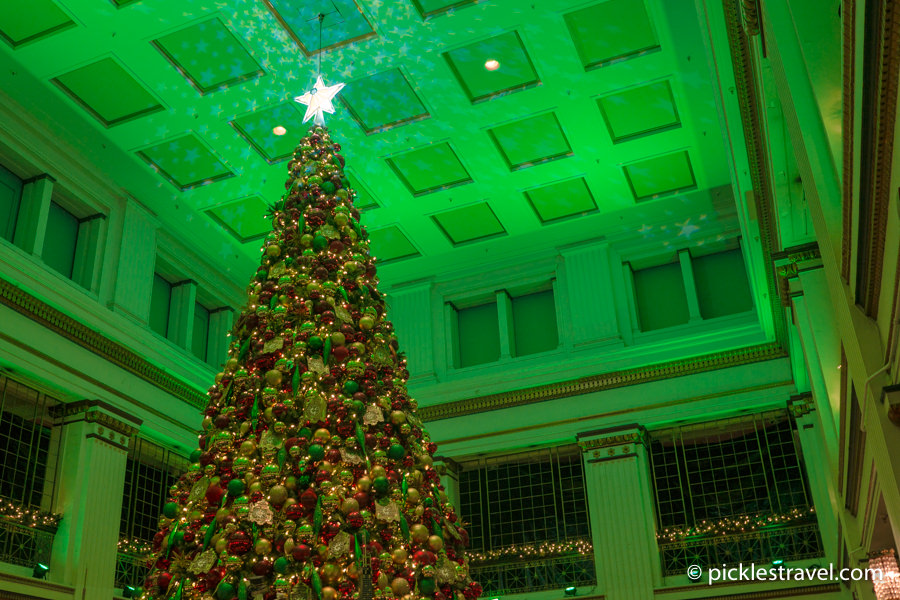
656 507 817 543
118 537 153 556
468 539 593 564
0 497 61 530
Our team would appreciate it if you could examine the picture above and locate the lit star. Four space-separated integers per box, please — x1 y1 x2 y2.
294 75 345 125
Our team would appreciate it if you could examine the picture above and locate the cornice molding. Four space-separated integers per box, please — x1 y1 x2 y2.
721 0 787 346
420 343 787 421
773 243 823 305
740 0 761 36
653 582 839 598
50 399 142 436
788 392 815 417
0 276 208 410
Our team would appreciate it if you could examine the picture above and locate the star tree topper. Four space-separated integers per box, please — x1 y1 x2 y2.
294 75 345 126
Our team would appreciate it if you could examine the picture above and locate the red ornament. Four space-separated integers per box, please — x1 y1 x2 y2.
292 543 312 561
252 559 273 576
301 489 318 509
227 531 252 555
157 572 172 592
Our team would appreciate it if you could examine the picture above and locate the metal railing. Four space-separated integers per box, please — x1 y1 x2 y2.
115 551 151 590
0 516 54 567
470 553 596 595
658 523 824 577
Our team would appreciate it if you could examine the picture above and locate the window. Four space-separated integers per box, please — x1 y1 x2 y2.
456 301 500 368
632 261 689 331
192 302 210 362
120 438 189 542
650 410 823 575
511 290 558 356
692 248 753 319
148 274 172 338
0 376 60 510
459 446 589 552
43 201 79 278
450 285 559 369
0 164 22 242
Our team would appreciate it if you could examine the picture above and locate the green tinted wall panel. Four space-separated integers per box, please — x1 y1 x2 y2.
149 275 172 337
193 303 210 361
633 262 688 331
0 0 75 47
0 164 22 241
52 58 163 127
693 249 754 319
512 291 558 357
444 31 539 102
457 302 500 368
564 0 660 70
44 202 78 279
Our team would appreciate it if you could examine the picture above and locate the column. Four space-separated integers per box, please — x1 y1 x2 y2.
110 200 158 321
434 457 460 509
168 280 198 349
678 250 702 323
578 425 659 599
386 282 436 383
561 244 620 347
73 214 106 291
49 400 141 597
208 307 235 369
789 394 840 561
495 290 514 360
14 175 53 256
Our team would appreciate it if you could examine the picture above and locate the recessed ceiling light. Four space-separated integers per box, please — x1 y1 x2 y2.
273 126 287 136
484 59 500 71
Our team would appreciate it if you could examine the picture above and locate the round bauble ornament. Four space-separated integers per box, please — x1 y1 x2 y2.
322 587 338 600
227 531 251 555
391 578 410 596
162 501 178 519
360 315 375 330
265 369 283 386
255 538 272 555
274 556 289 574
427 535 444 552
410 524 429 543
269 485 288 506
292 543 312 561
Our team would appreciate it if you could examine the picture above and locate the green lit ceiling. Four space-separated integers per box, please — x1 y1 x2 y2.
0 0 754 298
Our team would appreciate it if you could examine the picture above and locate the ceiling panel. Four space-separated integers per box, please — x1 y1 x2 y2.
412 0 478 19
598 80 680 142
264 0 376 55
488 112 572 170
341 69 429 134
205 196 272 243
386 142 472 196
367 225 419 262
0 0 75 48
525 177 596 223
152 17 264 94
444 31 539 102
564 0 660 70
432 203 505 245
231 102 308 164
51 57 163 127
346 171 379 211
624 150 696 201
137 133 234 191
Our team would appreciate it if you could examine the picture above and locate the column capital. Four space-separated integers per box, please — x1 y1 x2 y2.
788 392 815 417
883 384 900 427
50 399 142 450
432 456 460 478
577 424 646 461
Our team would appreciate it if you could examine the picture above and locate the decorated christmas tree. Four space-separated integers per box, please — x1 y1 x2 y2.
137 80 481 600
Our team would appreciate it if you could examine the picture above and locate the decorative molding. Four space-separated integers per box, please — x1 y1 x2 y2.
841 0 856 282
788 392 815 417
0 277 208 409
773 243 823 306
740 0 761 36
857 0 900 317
420 343 787 421
721 0 788 346
653 583 840 598
0 572 76 597
577 425 646 453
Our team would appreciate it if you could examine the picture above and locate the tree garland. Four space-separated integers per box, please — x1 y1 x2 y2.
0 497 61 530
656 507 817 543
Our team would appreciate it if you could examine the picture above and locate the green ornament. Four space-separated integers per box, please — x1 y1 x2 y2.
190 449 202 463
227 478 245 496
343 380 359 394
299 427 312 439
163 502 178 519
313 235 328 251
216 582 235 600
308 336 324 350
309 444 325 461
274 556 289 574
388 444 405 460
373 476 389 496
419 578 436 595
322 181 335 193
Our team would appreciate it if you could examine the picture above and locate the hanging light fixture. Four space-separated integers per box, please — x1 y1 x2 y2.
870 549 900 600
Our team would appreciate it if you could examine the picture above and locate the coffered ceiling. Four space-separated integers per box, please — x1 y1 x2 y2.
0 0 758 297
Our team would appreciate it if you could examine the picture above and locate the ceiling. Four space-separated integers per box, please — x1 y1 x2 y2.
0 0 753 291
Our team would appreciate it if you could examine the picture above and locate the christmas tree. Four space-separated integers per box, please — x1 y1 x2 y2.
137 121 481 600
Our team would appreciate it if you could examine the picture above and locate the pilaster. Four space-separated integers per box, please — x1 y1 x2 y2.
208 307 234 369
577 425 659 599
387 282 436 382
110 200 157 321
49 400 141 597
560 244 620 346
14 175 53 256
168 280 197 349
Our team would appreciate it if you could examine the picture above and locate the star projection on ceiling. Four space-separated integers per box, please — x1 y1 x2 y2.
294 75 345 125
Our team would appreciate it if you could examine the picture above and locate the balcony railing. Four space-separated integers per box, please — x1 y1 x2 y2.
0 516 54 567
470 553 596 595
115 551 151 590
658 523 824 577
